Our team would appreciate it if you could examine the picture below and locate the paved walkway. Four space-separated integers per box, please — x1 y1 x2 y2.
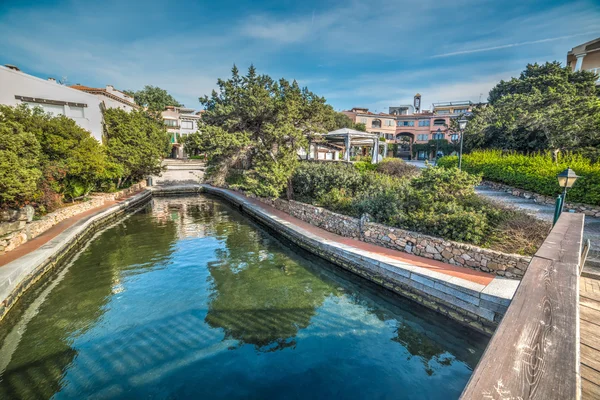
0 191 143 268
476 185 600 271
242 195 494 286
580 276 600 399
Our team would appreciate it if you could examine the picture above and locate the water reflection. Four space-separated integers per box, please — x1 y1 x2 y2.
0 195 488 399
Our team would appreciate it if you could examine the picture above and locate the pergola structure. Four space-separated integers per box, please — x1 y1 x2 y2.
315 128 387 163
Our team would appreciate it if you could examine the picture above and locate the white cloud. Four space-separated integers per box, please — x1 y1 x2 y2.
432 32 600 58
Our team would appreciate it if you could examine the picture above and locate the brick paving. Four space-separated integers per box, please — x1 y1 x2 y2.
0 190 145 268
242 195 495 286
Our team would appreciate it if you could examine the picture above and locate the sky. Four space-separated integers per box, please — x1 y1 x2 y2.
1 0 599 113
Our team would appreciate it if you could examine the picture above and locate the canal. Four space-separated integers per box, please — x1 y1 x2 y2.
0 195 488 399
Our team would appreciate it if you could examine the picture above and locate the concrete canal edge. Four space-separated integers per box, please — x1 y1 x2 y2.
0 190 153 321
0 184 517 336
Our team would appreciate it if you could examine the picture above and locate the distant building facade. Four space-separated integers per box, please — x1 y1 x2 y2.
70 84 138 111
567 37 600 85
161 106 202 158
0 65 105 141
342 95 477 160
341 107 397 138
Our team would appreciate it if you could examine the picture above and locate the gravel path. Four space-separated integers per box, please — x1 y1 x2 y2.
475 185 600 270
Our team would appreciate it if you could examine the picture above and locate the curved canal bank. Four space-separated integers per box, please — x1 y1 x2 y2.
0 185 518 335
0 194 488 399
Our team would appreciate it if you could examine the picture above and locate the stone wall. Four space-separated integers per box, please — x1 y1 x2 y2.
481 180 600 218
248 193 530 279
0 181 146 255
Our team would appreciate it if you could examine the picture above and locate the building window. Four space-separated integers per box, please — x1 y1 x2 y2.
436 110 450 115
433 132 444 140
418 119 430 127
397 120 415 127
454 108 468 114
360 118 367 124
433 119 446 126
181 120 194 129
26 102 64 116
68 106 84 118
164 119 178 127
385 119 394 126
417 134 429 141
451 134 460 141
372 119 382 128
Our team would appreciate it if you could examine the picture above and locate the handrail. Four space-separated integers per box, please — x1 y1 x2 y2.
460 212 585 400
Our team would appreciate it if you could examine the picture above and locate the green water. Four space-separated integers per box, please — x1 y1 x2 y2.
0 195 488 399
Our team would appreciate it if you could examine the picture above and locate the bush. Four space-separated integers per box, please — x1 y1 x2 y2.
354 161 377 173
290 162 548 253
438 150 600 205
375 158 420 179
0 120 42 207
0 105 113 209
292 162 365 203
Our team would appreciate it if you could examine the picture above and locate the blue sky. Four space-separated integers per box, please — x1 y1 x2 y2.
1 0 599 112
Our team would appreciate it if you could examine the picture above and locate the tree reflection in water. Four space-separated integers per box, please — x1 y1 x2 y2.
0 195 488 400
202 201 341 352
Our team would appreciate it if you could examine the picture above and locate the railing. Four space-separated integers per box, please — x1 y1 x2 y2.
460 212 585 400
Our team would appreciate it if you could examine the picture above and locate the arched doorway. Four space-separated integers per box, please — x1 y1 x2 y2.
395 132 414 160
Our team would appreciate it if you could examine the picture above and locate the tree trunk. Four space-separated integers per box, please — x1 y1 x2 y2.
286 177 294 201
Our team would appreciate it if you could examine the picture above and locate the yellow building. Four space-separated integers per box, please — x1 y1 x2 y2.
567 37 600 85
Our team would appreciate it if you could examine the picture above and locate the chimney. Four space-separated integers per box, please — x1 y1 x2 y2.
106 85 114 91
48 77 56 83
5 64 20 71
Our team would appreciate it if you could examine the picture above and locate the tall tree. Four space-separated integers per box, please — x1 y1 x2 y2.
198 65 338 197
103 109 170 187
464 62 600 158
127 85 183 114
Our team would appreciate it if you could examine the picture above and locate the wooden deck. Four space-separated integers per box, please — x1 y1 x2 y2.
461 213 584 400
580 276 600 399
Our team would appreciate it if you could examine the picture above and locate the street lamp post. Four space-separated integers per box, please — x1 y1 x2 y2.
457 116 468 170
553 167 579 225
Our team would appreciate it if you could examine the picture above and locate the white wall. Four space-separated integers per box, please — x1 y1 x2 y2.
99 95 136 112
0 66 104 141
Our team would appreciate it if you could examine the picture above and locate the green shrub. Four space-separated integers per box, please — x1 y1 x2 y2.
438 150 600 205
375 158 420 179
0 120 42 207
291 162 365 203
0 105 114 209
354 161 377 173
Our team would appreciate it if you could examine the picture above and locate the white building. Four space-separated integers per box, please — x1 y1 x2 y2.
161 106 202 158
70 84 138 111
0 65 104 141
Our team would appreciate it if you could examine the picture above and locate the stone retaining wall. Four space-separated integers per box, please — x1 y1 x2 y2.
0 190 152 321
248 194 530 279
0 182 146 255
209 185 517 336
481 180 600 218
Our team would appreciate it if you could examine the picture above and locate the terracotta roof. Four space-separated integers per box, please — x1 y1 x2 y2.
70 85 138 108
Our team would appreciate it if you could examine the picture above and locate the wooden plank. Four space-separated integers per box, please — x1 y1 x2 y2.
580 296 600 312
580 305 600 326
580 320 600 351
581 365 600 387
582 344 600 372
582 378 600 399
460 213 584 400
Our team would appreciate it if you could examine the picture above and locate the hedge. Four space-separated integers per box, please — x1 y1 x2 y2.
437 150 600 205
